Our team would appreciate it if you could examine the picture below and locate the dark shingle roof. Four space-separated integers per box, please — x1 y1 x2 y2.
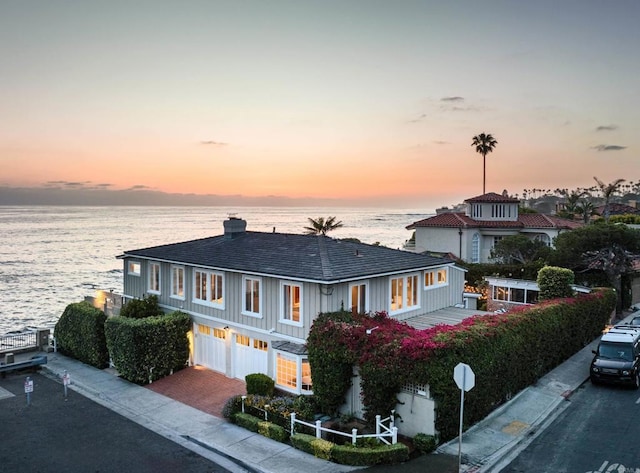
122 231 452 283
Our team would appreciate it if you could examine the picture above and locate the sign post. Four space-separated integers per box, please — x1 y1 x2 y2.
453 363 475 473
24 376 34 406
62 370 71 400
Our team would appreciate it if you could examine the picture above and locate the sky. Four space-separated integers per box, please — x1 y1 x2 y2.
1 1 639 209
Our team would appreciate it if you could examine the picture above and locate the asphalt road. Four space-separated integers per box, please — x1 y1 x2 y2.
501 380 640 473
0 370 230 473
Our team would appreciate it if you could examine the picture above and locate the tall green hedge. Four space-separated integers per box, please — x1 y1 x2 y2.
104 311 190 384
54 301 109 368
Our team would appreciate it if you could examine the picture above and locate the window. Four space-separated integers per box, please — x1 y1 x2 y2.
471 233 480 263
171 266 184 299
493 236 503 248
425 268 448 289
243 276 261 317
281 282 302 325
254 339 268 351
148 262 161 294
236 334 250 347
493 286 509 301
471 204 483 218
193 270 224 308
275 352 312 394
128 261 141 276
390 274 419 314
492 285 539 305
349 282 368 314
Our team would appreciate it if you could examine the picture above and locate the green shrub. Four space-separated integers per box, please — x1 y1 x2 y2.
413 433 438 454
258 421 288 442
222 395 243 420
246 373 275 396
537 266 575 300
54 301 109 368
119 295 161 318
104 310 190 384
290 433 318 456
331 443 409 466
233 412 260 432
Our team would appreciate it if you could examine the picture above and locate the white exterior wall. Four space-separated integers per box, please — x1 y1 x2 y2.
395 391 436 437
414 227 463 257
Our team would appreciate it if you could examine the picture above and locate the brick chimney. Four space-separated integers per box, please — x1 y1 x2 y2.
223 216 247 239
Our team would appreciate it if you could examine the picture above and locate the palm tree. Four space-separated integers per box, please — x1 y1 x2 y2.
576 199 597 224
471 132 498 194
594 177 625 223
303 216 344 236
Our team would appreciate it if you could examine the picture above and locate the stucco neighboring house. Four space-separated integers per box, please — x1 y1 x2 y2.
406 192 583 263
118 216 470 400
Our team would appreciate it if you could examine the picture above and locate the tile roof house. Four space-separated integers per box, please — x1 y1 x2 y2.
119 217 468 398
406 192 583 263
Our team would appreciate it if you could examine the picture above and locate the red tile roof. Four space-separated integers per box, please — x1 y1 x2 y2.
464 192 520 204
406 212 583 230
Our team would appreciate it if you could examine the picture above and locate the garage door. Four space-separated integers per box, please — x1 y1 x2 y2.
234 335 268 380
194 324 226 373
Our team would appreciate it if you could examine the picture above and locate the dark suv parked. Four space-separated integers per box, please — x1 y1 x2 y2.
590 325 640 388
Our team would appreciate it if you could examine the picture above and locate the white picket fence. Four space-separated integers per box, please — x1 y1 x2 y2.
290 411 398 445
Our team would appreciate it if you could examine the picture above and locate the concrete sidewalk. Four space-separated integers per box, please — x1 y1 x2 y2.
36 312 634 473
40 353 360 473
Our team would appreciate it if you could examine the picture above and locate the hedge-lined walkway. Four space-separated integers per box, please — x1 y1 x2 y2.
146 365 245 418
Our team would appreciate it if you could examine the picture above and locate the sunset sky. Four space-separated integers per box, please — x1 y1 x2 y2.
1 1 638 209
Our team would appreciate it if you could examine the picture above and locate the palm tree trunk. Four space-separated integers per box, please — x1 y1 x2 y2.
483 153 486 194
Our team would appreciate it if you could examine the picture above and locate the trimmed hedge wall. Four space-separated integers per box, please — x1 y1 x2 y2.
420 289 616 440
104 311 190 384
290 433 409 465
54 301 109 368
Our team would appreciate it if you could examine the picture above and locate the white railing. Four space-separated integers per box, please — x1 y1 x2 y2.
290 411 397 445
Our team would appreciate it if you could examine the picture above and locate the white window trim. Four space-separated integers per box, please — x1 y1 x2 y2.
424 267 449 291
348 281 369 314
170 265 185 301
192 269 225 309
128 261 141 277
274 350 312 395
242 275 262 318
389 273 420 316
279 281 303 327
148 262 161 295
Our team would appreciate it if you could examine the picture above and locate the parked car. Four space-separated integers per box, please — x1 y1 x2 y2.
590 325 640 389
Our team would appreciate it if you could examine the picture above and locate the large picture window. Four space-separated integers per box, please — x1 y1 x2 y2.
243 276 261 317
171 266 184 299
148 262 161 294
390 274 419 315
193 270 224 308
280 282 302 325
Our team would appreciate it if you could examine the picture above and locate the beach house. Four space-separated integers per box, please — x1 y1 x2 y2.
118 216 470 398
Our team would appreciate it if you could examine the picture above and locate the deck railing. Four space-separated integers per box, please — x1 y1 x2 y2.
0 331 37 353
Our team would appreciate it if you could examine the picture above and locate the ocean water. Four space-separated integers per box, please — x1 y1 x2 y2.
0 206 431 334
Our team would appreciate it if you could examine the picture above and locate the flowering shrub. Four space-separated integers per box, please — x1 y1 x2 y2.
307 289 616 440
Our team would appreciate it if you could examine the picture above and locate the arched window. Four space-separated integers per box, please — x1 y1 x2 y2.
471 233 480 263
535 234 551 247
